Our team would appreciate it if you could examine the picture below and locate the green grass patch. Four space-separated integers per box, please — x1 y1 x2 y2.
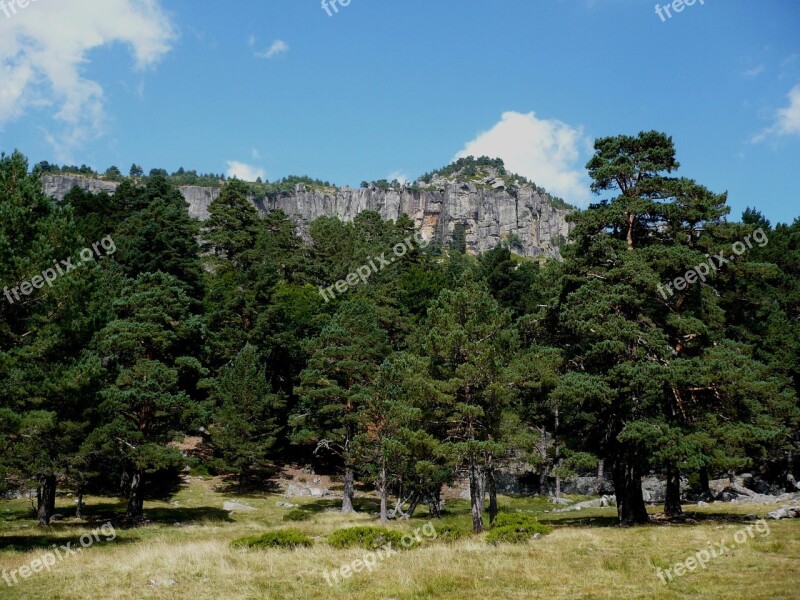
486 512 553 545
327 526 404 549
282 509 311 522
231 528 314 549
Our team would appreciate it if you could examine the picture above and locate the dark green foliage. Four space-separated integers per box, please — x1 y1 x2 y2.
2 145 798 531
208 344 285 486
486 513 552 545
282 509 311 522
327 526 404 549
231 529 314 549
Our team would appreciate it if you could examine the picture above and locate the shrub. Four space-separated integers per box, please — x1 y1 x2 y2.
231 529 314 549
327 526 404 550
283 509 311 522
486 513 553 545
432 520 473 543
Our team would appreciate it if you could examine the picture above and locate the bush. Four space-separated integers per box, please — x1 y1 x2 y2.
327 526 404 550
486 513 552 545
283 509 311 522
231 529 314 549
431 519 473 543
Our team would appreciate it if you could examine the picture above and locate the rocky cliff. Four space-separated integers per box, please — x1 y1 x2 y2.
42 174 573 259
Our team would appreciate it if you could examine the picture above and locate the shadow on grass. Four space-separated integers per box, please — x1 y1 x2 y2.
0 531 138 552
142 505 234 525
3 502 233 533
213 477 282 496
290 497 381 516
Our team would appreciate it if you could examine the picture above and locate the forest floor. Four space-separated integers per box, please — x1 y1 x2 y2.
0 478 798 599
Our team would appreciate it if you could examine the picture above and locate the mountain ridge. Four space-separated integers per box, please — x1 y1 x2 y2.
41 160 574 259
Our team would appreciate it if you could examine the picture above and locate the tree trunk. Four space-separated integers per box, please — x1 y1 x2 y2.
554 408 561 500
538 427 548 494
426 489 444 518
379 460 388 523
341 463 356 514
612 462 649 525
76 492 84 519
37 474 56 527
665 462 683 517
699 467 712 500
406 492 419 519
596 459 605 495
486 458 498 525
468 458 484 533
127 468 144 519
626 212 636 250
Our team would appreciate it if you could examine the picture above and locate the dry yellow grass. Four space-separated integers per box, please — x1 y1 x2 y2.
1 480 798 599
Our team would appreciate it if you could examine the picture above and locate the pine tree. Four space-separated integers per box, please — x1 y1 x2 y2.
294 301 390 513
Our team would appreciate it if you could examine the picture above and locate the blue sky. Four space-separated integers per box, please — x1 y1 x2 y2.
1 0 798 223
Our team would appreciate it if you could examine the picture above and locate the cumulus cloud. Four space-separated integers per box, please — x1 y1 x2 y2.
0 0 175 161
226 160 265 182
455 111 592 205
752 84 800 143
255 40 289 59
387 171 409 185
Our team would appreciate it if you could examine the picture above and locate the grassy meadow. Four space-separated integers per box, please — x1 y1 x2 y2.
1 479 798 599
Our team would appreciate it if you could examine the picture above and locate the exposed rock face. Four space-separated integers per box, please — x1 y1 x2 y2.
42 175 573 258
42 174 120 199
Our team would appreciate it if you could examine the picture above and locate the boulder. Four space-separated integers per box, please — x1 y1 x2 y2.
556 495 616 512
766 507 800 520
284 484 330 498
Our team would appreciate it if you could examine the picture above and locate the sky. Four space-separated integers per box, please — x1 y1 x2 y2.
0 0 799 224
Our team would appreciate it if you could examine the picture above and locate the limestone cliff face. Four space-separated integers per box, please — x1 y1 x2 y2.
42 175 572 258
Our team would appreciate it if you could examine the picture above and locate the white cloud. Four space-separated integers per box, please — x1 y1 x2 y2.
0 0 175 161
752 83 800 142
251 148 262 160
226 160 265 182
744 65 765 78
387 171 409 185
455 111 592 205
255 40 289 59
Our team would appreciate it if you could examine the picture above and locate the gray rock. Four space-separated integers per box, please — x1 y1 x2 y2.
697 501 709 507
766 507 799 520
223 501 256 512
42 175 573 259
556 495 616 512
285 484 330 498
42 175 119 200
149 578 176 588
276 501 297 508
548 496 574 505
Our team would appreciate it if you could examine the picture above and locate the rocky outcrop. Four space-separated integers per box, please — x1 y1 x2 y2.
42 174 120 199
260 184 572 259
42 175 573 259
